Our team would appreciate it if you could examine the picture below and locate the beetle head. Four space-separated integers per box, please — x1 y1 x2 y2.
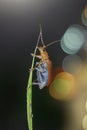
37 45 46 53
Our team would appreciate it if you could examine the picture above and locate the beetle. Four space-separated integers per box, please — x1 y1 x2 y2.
30 25 60 89
31 46 52 89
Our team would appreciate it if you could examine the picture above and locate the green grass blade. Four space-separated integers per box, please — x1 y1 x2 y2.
27 46 37 130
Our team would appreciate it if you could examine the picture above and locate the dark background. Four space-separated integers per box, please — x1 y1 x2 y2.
0 0 87 130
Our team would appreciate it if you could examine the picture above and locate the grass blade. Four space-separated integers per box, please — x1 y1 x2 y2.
27 46 37 130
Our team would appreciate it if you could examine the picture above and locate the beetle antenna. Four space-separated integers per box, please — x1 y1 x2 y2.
46 39 61 47
37 25 60 48
36 29 41 47
39 24 45 47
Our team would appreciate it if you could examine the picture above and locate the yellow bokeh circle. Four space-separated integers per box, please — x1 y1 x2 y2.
82 115 87 130
49 72 76 101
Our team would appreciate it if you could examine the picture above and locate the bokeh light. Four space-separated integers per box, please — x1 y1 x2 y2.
84 5 87 18
86 101 87 111
75 62 87 90
81 5 87 26
52 66 63 79
82 115 87 130
61 25 86 54
81 12 87 27
62 54 82 75
49 72 76 101
82 101 87 130
83 40 87 53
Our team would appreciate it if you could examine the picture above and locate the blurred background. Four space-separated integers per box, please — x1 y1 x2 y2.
0 0 87 130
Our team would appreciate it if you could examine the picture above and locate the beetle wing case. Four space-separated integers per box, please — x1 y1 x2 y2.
46 59 53 87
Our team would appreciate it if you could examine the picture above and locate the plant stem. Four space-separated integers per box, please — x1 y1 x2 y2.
27 47 37 130
27 30 41 130
27 27 42 130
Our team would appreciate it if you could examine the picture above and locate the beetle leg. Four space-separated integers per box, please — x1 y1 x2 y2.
33 82 43 89
35 67 45 73
31 53 42 59
33 82 39 85
29 61 44 72
36 62 47 72
29 67 36 72
29 62 43 72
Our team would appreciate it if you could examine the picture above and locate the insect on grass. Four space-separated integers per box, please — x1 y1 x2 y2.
27 25 60 130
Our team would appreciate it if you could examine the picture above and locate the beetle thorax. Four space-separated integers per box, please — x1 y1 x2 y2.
38 47 49 60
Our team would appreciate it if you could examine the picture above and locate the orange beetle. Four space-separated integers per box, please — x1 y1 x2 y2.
31 25 60 89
